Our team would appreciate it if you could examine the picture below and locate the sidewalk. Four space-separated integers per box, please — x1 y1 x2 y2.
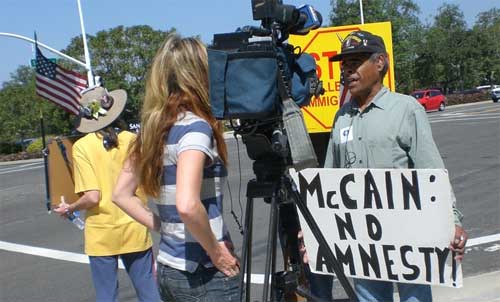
432 270 500 302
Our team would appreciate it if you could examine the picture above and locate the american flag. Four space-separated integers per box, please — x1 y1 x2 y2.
35 45 87 115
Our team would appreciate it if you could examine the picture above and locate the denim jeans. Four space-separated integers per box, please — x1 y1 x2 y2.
89 248 160 302
354 278 432 302
157 263 240 302
307 271 334 301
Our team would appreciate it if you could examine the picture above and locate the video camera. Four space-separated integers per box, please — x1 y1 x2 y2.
208 0 324 167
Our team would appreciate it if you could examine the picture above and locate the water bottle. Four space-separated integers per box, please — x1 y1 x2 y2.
60 196 84 230
68 210 85 230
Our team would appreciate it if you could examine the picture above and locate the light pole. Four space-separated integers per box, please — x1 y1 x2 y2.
0 32 87 68
76 0 94 87
359 0 365 24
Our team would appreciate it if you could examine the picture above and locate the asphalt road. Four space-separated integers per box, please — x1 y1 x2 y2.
0 101 499 302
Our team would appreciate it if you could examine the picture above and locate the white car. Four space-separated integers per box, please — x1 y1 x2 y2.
492 88 500 103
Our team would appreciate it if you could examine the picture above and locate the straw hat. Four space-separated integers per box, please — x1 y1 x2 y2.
76 87 127 133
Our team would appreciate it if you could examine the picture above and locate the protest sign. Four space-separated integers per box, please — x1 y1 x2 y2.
290 168 462 287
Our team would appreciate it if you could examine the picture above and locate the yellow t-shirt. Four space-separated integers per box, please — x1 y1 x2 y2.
72 131 152 256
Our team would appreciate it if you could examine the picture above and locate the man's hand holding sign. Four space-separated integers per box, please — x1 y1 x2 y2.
291 168 465 288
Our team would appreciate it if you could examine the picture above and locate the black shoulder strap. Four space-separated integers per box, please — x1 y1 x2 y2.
55 137 75 183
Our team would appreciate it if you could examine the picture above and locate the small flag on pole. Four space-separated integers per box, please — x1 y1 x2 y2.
35 45 87 115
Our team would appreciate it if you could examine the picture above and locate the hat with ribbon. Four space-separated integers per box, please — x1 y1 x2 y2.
329 30 386 62
76 87 127 133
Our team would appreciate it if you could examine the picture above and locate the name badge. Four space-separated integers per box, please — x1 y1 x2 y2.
340 126 353 144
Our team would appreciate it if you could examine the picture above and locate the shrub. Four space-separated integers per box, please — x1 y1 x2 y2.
0 142 22 155
26 138 44 153
446 92 489 106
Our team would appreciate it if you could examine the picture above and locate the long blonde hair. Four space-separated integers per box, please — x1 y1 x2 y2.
130 34 227 198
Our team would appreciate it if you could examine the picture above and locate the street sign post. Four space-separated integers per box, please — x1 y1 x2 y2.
30 58 57 67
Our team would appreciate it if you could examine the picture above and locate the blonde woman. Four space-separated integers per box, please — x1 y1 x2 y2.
112 35 240 301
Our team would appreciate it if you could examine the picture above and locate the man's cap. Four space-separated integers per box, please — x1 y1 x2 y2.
329 30 386 62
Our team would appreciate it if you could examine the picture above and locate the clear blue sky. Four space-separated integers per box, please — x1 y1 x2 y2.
1 0 498 86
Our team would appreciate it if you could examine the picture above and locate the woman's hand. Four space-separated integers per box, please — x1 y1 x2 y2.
209 241 240 277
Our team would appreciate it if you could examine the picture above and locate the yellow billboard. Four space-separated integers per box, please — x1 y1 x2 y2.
289 22 395 133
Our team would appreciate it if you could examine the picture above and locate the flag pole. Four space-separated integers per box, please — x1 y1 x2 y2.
40 108 51 212
34 33 51 212
76 0 95 87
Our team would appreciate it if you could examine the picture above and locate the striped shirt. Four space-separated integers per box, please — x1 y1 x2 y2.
154 111 230 272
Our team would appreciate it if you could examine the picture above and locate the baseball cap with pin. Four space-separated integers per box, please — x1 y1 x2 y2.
329 30 386 62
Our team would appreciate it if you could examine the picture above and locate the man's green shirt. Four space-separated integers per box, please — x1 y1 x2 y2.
324 87 463 224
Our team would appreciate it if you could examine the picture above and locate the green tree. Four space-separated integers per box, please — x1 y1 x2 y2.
0 66 74 144
329 0 423 93
471 8 500 87
414 4 468 93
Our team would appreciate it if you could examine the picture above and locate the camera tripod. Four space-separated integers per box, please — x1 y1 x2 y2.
238 150 358 301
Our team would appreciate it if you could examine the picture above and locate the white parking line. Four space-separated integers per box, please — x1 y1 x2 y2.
430 116 500 123
467 234 500 247
0 241 125 269
2 233 500 284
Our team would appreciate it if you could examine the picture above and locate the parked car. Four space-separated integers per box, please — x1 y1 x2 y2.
411 89 447 111
476 84 500 92
492 87 500 103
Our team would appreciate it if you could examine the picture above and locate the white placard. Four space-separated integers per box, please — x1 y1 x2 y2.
290 168 462 288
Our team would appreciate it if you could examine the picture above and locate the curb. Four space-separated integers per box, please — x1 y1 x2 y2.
447 100 493 109
0 157 43 166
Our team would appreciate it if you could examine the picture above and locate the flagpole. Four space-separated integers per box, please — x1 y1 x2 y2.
40 108 51 212
76 0 95 87
359 0 365 24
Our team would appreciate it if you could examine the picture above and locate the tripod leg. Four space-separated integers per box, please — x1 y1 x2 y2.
240 196 254 302
263 194 279 302
285 178 358 301
270 197 281 302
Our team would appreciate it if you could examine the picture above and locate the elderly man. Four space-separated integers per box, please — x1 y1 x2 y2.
309 30 468 302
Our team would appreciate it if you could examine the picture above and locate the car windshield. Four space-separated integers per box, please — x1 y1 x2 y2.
412 92 424 99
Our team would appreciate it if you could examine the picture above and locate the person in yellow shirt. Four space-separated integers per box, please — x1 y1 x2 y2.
54 87 160 302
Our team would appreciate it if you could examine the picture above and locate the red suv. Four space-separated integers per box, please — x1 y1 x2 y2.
411 89 446 111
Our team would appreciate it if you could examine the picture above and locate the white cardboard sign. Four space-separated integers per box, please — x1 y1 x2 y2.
290 168 462 288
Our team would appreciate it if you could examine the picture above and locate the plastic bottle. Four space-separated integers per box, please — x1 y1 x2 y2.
60 196 84 230
68 210 85 230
